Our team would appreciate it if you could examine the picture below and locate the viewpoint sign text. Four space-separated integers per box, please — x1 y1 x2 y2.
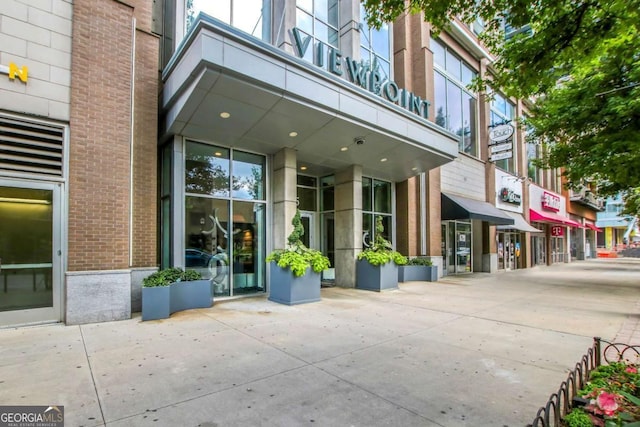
290 28 430 119
0 60 28 83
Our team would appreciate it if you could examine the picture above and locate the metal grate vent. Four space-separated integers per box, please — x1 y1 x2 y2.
0 114 64 177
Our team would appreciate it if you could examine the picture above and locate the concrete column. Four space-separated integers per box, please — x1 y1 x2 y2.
272 148 297 250
275 0 297 54
339 0 360 59
334 165 362 288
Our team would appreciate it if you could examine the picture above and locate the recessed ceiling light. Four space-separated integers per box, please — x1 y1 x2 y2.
412 167 418 171
220 112 230 119
289 131 298 137
300 166 307 171
215 152 222 156
380 158 388 162
340 147 348 152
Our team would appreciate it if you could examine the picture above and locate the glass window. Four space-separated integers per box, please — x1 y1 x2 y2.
362 177 393 246
185 142 230 197
432 38 478 157
296 0 339 51
359 4 391 80
320 175 334 211
232 150 265 200
490 92 516 173
186 0 269 42
183 143 267 297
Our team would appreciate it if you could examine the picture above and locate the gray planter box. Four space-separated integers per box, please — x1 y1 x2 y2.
398 265 438 282
268 263 321 305
356 259 398 292
142 279 213 321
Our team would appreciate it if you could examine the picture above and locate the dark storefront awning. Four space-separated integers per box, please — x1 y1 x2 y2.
496 211 543 233
441 193 515 225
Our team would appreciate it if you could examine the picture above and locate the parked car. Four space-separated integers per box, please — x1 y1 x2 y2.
185 249 213 268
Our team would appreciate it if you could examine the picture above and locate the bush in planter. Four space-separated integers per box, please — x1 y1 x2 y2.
357 216 407 266
356 216 407 291
266 209 330 305
266 210 331 276
406 257 433 266
142 267 210 321
142 267 202 287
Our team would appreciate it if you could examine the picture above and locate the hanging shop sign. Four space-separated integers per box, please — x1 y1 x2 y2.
551 226 564 237
499 187 522 205
290 28 430 119
489 123 514 143
490 142 513 154
0 60 28 83
541 191 561 212
489 150 513 162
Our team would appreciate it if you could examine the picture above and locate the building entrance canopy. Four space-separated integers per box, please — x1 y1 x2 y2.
441 193 515 225
530 209 583 228
160 17 459 182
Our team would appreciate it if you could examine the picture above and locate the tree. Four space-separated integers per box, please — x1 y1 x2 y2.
362 0 640 215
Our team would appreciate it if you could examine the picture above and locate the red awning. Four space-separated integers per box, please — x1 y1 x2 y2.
530 209 583 228
585 223 603 232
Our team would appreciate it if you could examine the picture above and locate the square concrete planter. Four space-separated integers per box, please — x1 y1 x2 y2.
268 263 321 305
356 259 398 292
142 279 213 321
398 265 438 282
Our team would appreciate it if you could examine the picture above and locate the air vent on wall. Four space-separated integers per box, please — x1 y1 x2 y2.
0 114 64 177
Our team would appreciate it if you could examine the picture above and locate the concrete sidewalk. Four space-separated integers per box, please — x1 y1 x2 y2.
1 258 639 427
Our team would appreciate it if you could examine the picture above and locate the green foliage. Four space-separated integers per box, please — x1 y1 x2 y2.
564 408 593 427
361 0 640 215
407 257 433 266
266 209 331 277
142 267 203 287
358 216 408 266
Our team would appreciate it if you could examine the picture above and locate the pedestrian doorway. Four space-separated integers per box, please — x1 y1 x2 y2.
442 220 472 274
498 232 522 270
0 180 63 326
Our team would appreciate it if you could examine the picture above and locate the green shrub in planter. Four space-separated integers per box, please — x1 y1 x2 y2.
406 257 433 266
266 209 330 305
357 216 407 266
266 210 330 277
142 267 202 287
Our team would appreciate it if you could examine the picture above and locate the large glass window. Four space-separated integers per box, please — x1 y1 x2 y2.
295 0 339 63
184 141 266 297
185 0 271 42
432 39 478 157
359 5 391 80
490 92 516 172
362 177 393 247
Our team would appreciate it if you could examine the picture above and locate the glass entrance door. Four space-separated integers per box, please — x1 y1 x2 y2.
0 181 61 326
299 212 315 249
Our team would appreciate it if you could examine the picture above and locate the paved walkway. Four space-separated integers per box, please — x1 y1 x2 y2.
1 258 639 427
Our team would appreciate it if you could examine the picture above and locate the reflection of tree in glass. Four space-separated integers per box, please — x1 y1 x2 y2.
233 165 263 200
435 107 446 128
186 0 195 32
185 155 229 194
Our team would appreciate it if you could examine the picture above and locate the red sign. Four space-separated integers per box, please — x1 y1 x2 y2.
551 226 564 236
542 191 561 212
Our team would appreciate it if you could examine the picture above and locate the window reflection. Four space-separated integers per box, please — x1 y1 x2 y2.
186 0 269 42
232 150 264 200
185 142 230 197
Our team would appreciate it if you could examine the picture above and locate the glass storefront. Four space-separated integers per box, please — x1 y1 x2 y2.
362 177 392 247
443 220 472 274
498 231 522 270
183 141 266 297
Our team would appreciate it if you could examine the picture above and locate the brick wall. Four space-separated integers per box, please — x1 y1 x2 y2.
68 0 135 271
131 29 159 267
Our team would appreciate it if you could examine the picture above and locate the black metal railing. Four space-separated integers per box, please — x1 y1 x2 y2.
528 337 640 427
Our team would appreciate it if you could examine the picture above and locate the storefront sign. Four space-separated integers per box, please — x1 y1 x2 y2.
489 150 513 162
541 191 561 212
291 28 430 119
488 123 514 143
499 187 522 205
551 225 564 236
0 61 28 83
490 142 512 154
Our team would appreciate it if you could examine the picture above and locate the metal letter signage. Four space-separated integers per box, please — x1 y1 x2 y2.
290 28 430 119
489 124 514 143
0 61 28 83
551 225 564 237
541 191 561 212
